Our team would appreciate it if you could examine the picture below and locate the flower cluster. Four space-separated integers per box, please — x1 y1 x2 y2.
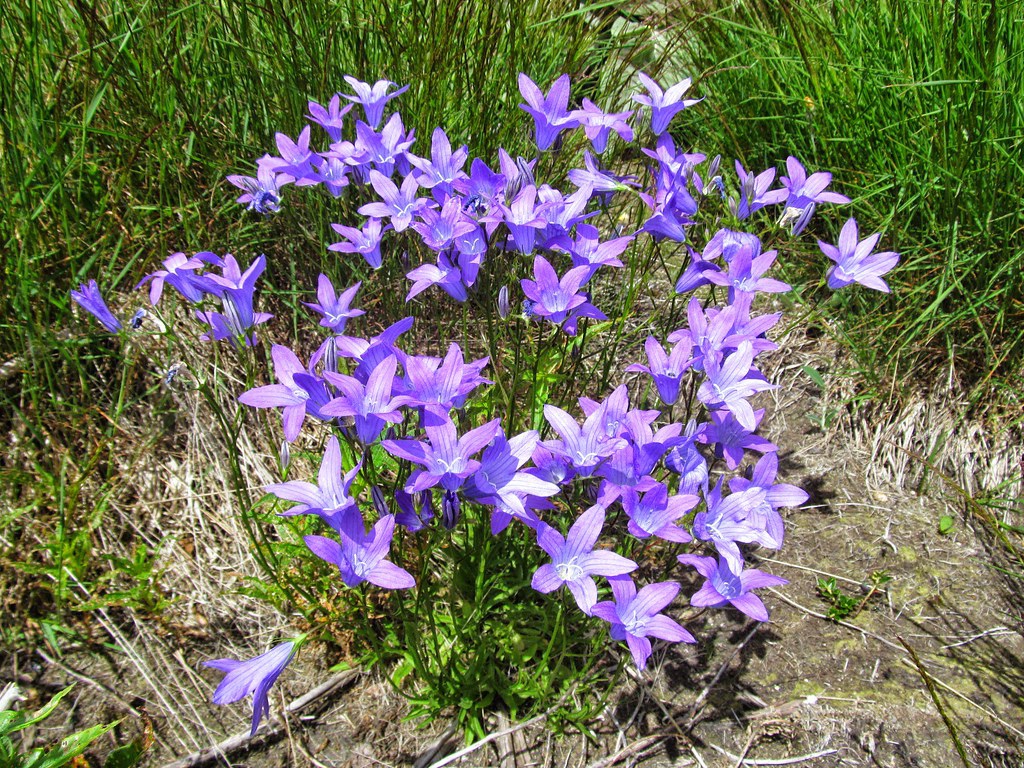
70 71 900 733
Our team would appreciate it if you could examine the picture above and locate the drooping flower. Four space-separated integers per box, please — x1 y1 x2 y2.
819 218 899 293
591 577 695 670
205 640 299 736
136 252 214 305
531 503 637 615
70 280 123 333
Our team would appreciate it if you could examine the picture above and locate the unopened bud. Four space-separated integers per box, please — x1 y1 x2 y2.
371 485 389 517
279 440 291 475
441 489 461 530
498 286 510 319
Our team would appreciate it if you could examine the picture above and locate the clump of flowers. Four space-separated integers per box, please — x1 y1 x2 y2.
71 71 898 736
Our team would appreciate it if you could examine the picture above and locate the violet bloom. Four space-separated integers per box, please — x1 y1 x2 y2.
354 114 416 178
531 503 637 615
358 170 429 232
734 160 787 219
541 401 626 476
489 185 548 254
559 223 630 279
398 342 491 421
311 155 350 197
238 345 321 442
703 240 790 302
70 280 122 333
205 640 298 736
592 577 695 670
520 256 602 328
692 479 771 573
819 217 899 293
382 416 501 493
306 514 415 589
321 355 412 444
195 253 272 347
227 155 294 214
266 436 361 531
517 73 581 151
778 156 851 235
342 76 409 129
453 157 505 219
571 98 633 154
463 429 560 527
411 196 476 251
270 127 316 183
409 127 469 200
307 94 352 141
664 422 709 496
698 407 777 470
678 554 787 622
136 252 212 304
304 275 364 332
405 252 468 303
621 483 696 542
632 72 703 135
697 341 775 432
329 218 386 269
626 335 694 406
728 452 808 548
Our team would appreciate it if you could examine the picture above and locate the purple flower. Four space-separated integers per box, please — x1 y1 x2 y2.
409 127 469 199
205 640 298 736
621 483 696 542
626 336 694 406
678 554 787 622
692 479 771 572
306 514 415 589
136 252 212 304
227 155 294 214
307 93 352 141
238 345 331 442
703 240 790 301
358 170 430 232
521 256 605 332
382 416 501 493
411 196 476 252
698 407 776 470
342 76 409 129
728 452 808 548
518 73 581 151
819 218 899 293
734 161 787 219
463 429 560 528
592 577 695 670
195 253 272 347
329 218 387 269
405 252 468 303
398 342 490 420
354 114 416 178
558 223 630 279
571 98 633 154
304 275 364 332
270 127 316 182
541 401 626 476
531 503 637 614
779 156 851 235
632 72 703 135
697 341 775 432
265 436 362 531
489 185 548 254
70 280 122 333
321 355 412 444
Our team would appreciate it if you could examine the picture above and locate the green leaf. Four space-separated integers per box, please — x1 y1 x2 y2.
938 515 955 535
801 364 827 390
103 734 150 768
5 686 75 734
26 721 118 768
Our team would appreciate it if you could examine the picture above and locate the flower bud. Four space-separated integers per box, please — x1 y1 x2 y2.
279 440 291 475
441 489 461 530
498 286 510 319
371 485 389 517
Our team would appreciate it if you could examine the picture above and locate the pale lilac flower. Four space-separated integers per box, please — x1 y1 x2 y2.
411 196 476 251
626 336 694 406
779 156 850 235
819 218 899 293
518 73 581 151
409 127 469 199
227 154 294 214
136 252 212 304
463 429 560 526
632 72 703 135
205 640 298 736
305 514 415 589
531 503 637 614
354 114 416 178
382 416 501 493
698 341 775 431
238 345 321 442
734 160 787 219
405 252 468 303
592 577 695 670
70 280 122 333
541 401 626 476
678 554 787 621
266 436 362 531
342 76 409 129
321 355 412 443
692 479 772 572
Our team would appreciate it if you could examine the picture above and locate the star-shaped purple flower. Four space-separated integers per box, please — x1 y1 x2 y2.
592 577 695 670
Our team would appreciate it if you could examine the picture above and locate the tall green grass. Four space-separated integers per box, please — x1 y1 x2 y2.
670 0 1024 400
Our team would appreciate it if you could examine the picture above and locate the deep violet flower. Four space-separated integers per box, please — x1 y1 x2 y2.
136 252 213 304
819 218 899 293
591 577 695 670
205 639 299 736
305 514 415 589
70 280 123 333
621 483 696 542
531 503 637 615
329 218 387 270
678 554 787 622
